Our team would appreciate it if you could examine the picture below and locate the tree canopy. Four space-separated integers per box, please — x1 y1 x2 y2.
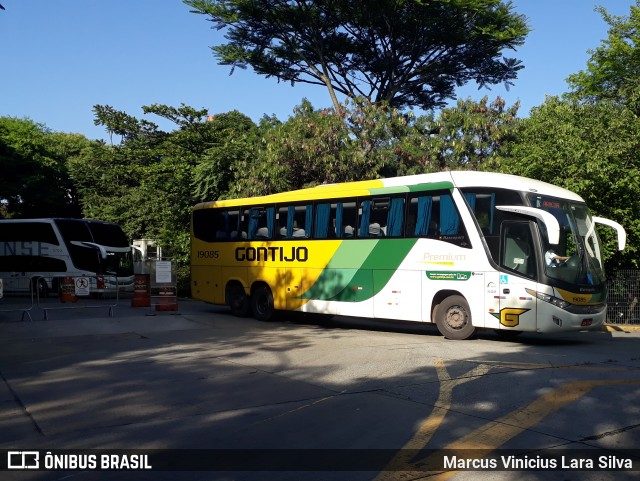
184 0 529 111
498 97 640 268
567 1 640 112
0 117 86 218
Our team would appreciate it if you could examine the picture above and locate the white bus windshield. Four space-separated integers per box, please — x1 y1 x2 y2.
530 196 606 287
54 219 133 277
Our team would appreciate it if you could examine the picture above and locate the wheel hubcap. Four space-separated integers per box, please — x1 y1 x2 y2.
446 306 466 329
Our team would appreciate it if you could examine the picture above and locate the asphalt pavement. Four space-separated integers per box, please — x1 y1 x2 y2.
1 296 639 481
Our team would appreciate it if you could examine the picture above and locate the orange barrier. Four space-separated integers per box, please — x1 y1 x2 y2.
59 277 78 303
131 274 151 307
155 286 178 311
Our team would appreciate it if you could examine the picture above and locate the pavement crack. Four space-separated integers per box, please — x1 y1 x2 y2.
580 422 640 441
0 369 44 436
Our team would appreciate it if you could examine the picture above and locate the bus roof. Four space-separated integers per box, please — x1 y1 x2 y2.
193 171 585 209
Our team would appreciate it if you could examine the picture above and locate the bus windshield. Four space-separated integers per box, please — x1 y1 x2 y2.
530 195 606 287
54 219 133 277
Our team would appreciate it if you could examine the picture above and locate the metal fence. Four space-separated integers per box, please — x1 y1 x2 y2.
0 277 34 321
0 275 120 321
606 270 640 325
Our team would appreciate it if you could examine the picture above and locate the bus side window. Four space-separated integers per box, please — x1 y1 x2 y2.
246 207 274 240
276 206 291 239
369 197 389 237
362 196 403 238
385 197 405 237
437 194 459 235
314 203 332 239
406 195 433 237
336 201 357 238
405 191 470 247
277 204 313 239
501 222 537 279
358 199 371 238
210 209 240 240
236 208 250 240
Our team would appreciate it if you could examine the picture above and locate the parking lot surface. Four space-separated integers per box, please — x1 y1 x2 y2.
1 299 639 480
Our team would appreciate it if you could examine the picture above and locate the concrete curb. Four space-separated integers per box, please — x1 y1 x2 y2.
603 324 640 333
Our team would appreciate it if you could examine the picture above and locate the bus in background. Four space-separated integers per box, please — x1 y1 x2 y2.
190 171 626 340
132 239 164 274
0 218 134 297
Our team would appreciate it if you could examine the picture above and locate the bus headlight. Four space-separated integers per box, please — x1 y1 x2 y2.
525 289 570 309
525 288 605 314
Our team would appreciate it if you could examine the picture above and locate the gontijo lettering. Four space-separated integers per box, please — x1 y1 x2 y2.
235 246 308 262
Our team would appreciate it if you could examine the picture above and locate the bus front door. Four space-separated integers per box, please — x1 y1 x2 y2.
490 221 539 333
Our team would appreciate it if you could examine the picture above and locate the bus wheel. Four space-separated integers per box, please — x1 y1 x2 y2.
252 285 274 322
227 284 250 317
436 295 476 340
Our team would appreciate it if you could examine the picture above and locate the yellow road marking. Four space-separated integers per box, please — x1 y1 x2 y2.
375 358 640 481
374 359 493 480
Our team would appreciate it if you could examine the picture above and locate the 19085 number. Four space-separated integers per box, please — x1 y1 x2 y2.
197 250 220 259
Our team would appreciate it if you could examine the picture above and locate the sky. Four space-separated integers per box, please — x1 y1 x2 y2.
0 0 637 141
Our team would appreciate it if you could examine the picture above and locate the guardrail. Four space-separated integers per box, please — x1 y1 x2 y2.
36 275 119 320
0 275 121 321
0 276 34 321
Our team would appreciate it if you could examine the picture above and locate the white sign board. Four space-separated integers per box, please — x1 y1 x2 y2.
155 261 173 284
74 277 91 296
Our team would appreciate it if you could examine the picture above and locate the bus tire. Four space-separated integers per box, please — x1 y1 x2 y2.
227 284 250 317
252 285 274 322
436 295 476 340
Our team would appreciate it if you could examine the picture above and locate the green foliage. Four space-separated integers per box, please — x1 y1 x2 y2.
392 96 522 174
567 1 640 112
498 97 640 269
231 97 520 196
184 0 528 111
192 110 259 201
0 117 89 218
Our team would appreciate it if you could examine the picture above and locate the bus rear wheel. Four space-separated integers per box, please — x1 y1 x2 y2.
436 295 476 340
227 284 250 317
252 285 274 322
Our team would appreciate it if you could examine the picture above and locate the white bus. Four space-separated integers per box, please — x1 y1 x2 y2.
0 218 135 297
190 171 626 339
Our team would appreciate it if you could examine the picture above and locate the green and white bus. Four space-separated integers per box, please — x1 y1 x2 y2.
190 171 625 339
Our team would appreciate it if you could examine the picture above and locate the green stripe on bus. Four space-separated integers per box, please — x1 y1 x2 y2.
367 181 453 196
301 239 418 302
368 186 410 195
299 241 377 300
407 181 454 192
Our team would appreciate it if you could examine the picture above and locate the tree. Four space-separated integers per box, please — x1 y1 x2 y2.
412 97 520 172
184 0 529 112
0 117 87 218
192 110 258 202
567 1 640 112
231 96 520 196
497 97 640 269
